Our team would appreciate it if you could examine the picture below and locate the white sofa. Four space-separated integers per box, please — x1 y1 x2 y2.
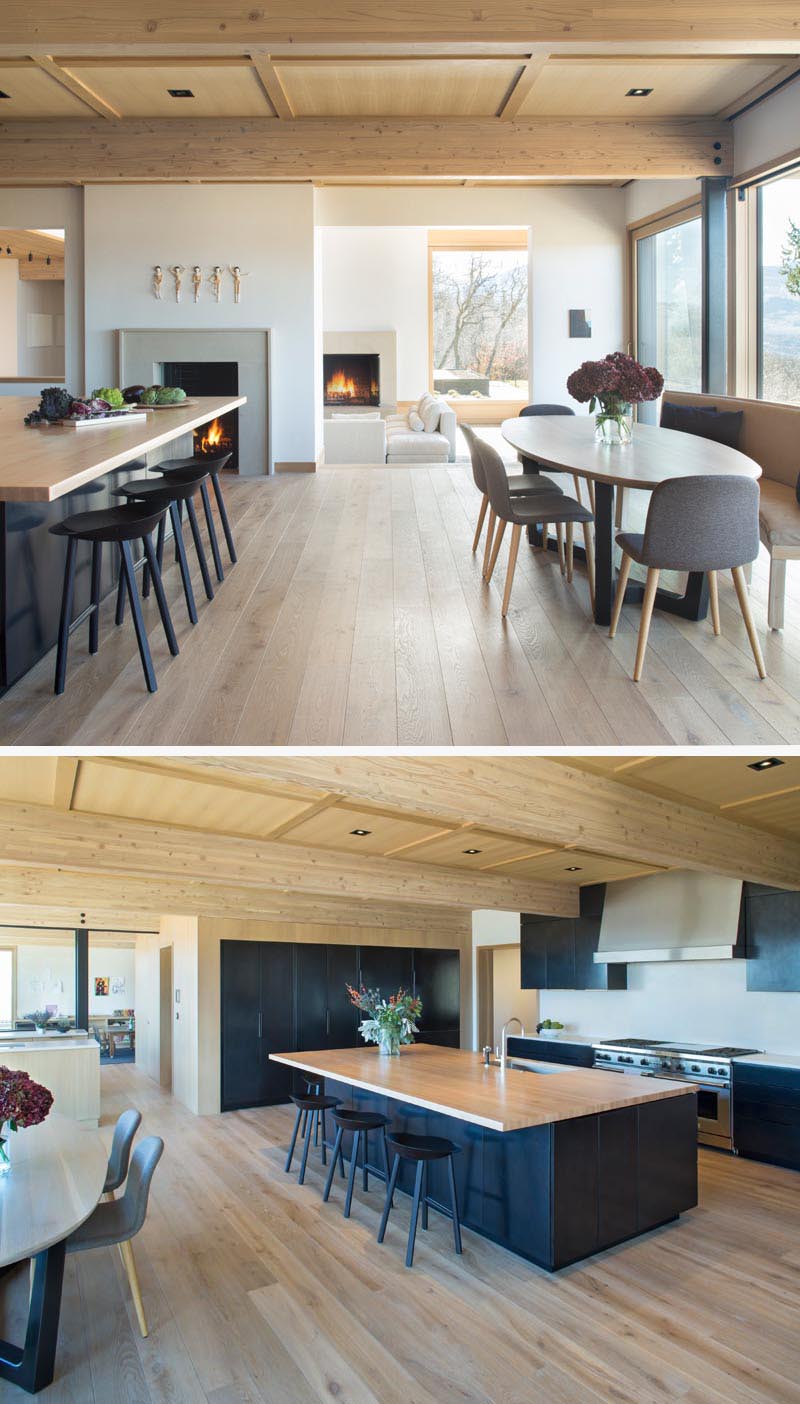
385 393 457 464
323 414 387 465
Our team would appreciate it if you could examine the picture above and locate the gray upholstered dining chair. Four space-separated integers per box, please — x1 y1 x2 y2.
104 1108 142 1195
519 402 596 512
67 1135 164 1338
480 437 593 617
609 474 766 682
461 423 564 578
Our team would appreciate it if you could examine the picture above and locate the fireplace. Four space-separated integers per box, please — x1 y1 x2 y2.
323 353 380 407
161 360 239 469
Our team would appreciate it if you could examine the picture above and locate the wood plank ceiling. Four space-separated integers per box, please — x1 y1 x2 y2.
0 756 796 934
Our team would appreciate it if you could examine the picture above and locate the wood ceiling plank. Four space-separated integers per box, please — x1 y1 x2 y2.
202 757 800 889
498 52 549 120
31 55 122 119
52 758 80 812
277 804 450 855
0 116 733 181
275 57 521 118
516 55 786 119
64 59 274 118
0 61 90 117
249 54 292 118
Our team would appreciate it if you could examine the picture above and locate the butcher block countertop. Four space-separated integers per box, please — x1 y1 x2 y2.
0 394 246 502
270 1044 695 1133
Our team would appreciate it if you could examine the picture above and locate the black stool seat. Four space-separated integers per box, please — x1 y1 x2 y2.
290 1093 339 1113
386 1132 458 1161
115 468 218 624
115 472 209 505
378 1132 462 1267
155 451 232 477
285 1094 340 1186
331 1108 389 1132
50 502 166 543
154 452 237 566
324 1107 391 1217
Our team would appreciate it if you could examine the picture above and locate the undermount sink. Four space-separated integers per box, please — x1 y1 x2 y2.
506 1058 564 1075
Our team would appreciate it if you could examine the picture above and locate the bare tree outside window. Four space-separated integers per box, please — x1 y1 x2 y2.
759 173 800 406
431 248 529 400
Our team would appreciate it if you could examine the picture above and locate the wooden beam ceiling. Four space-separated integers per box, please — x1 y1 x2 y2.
192 757 800 890
0 114 732 182
0 902 159 932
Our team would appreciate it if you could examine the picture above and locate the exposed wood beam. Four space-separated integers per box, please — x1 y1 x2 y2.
0 902 159 932
4 4 800 49
52 757 80 812
31 55 122 119
0 801 577 916
0 115 732 181
498 53 549 120
249 53 293 118
195 758 800 891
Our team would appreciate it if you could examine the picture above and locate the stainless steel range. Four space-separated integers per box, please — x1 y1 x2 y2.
592 1038 761 1150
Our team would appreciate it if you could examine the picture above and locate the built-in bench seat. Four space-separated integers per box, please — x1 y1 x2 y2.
664 391 799 630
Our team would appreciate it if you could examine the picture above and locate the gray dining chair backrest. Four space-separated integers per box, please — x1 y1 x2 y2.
479 438 515 521
104 1108 142 1194
460 423 487 493
638 475 760 571
67 1136 164 1253
519 403 575 417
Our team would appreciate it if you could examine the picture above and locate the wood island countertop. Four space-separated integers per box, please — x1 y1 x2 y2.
0 394 247 502
270 1044 695 1133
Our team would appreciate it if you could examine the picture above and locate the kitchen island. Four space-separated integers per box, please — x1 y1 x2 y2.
0 1034 100 1126
271 1044 698 1271
0 393 245 691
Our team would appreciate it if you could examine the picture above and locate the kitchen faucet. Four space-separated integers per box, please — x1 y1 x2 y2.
499 1017 524 1068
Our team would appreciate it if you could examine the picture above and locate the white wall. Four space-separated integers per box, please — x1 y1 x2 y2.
316 186 626 407
733 78 800 175
83 184 318 467
16 944 74 1018
540 959 800 1055
491 945 539 1051
135 916 198 1108
624 178 699 226
0 261 19 376
0 188 83 394
16 278 65 379
88 946 135 1015
472 909 520 1048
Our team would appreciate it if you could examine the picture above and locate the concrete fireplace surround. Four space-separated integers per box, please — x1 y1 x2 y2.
117 328 271 475
322 330 397 415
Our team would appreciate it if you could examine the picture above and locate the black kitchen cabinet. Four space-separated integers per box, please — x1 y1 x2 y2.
221 940 294 1111
326 944 361 1047
506 1036 594 1068
744 885 800 993
413 947 460 1046
521 885 627 991
733 1061 800 1171
359 944 414 997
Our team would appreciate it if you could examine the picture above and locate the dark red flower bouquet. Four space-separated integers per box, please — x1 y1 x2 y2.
567 351 664 443
0 1066 54 1173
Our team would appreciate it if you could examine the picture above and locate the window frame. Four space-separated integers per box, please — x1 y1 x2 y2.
626 196 704 403
0 946 17 1025
730 155 800 404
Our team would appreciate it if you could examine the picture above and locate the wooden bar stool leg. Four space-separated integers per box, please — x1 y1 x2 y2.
298 1110 315 1186
211 471 237 564
566 521 574 583
556 522 565 575
118 1238 148 1338
406 1161 425 1268
485 518 507 585
119 541 157 693
200 480 225 583
608 552 633 639
447 1157 462 1255
344 1131 360 1218
284 1106 303 1173
482 508 496 579
708 570 721 636
186 495 215 601
472 494 488 553
54 536 78 695
143 533 179 657
732 566 767 679
323 1126 344 1202
501 523 521 618
377 1156 400 1243
633 567 660 682
169 500 198 625
88 541 102 655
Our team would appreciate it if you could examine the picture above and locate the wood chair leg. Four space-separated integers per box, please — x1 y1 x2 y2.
501 524 522 617
555 522 565 575
540 522 548 552
581 521 596 615
485 518 507 585
615 485 625 529
482 508 496 579
118 1237 148 1338
566 521 574 582
767 556 786 632
587 479 596 515
472 494 488 553
732 565 767 679
708 570 721 636
608 552 632 639
633 567 660 682
571 473 583 507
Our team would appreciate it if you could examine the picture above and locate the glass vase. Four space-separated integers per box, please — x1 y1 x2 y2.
377 1030 401 1057
594 404 632 445
0 1124 12 1175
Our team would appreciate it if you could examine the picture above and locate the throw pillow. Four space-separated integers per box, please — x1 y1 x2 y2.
660 400 743 450
419 397 441 434
408 410 424 432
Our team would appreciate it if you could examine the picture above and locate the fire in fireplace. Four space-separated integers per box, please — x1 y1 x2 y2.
324 353 380 407
162 359 239 469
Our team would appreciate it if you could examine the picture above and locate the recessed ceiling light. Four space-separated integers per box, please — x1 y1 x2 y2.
168 88 194 98
463 848 482 855
350 828 371 836
0 91 11 100
565 865 582 872
626 87 653 97
747 757 784 771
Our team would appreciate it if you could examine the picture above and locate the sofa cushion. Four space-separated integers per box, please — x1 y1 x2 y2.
330 410 380 420
408 410 425 432
660 400 743 449
758 477 800 550
386 428 450 460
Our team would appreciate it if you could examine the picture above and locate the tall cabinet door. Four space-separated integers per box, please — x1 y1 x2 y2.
260 941 296 1105
413 948 460 1044
221 941 265 1112
359 945 414 998
326 944 361 1048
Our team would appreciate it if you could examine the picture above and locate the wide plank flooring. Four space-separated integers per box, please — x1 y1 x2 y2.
1 465 799 745
1 1062 798 1404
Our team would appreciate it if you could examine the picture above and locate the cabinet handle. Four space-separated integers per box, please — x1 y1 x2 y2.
258 1012 262 1038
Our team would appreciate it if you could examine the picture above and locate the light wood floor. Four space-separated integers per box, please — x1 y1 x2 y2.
1 1061 798 1404
2 465 799 745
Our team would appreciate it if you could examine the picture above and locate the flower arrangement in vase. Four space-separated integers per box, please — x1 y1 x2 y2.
347 984 422 1057
0 1067 54 1174
566 351 664 444
24 1010 53 1034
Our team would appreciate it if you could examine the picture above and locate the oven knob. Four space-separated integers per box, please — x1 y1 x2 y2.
675 1062 684 1071
707 1067 717 1076
640 1058 648 1065
690 1064 700 1072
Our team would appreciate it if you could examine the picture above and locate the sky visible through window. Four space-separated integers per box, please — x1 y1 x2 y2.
759 172 800 405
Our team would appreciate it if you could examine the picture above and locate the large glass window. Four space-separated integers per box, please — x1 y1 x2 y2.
0 950 13 1025
430 237 529 402
757 171 800 405
635 213 702 422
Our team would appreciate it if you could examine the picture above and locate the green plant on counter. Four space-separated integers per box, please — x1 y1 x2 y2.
536 1019 565 1033
91 387 125 408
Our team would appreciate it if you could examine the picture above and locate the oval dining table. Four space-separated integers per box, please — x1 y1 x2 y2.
0 1112 107 1394
501 415 762 627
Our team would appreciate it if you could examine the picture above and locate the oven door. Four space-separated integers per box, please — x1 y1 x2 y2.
644 1073 731 1148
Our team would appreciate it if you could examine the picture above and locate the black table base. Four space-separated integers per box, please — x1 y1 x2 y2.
0 1243 66 1394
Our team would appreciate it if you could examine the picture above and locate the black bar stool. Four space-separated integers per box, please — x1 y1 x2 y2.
113 469 216 625
49 503 177 695
322 1108 391 1218
377 1132 462 1268
153 452 237 568
285 1093 339 1185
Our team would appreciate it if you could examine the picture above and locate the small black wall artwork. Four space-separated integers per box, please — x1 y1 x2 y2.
569 309 591 338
